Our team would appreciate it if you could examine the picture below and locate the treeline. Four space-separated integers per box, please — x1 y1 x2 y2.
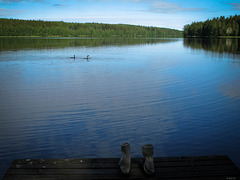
0 18 182 38
184 15 240 37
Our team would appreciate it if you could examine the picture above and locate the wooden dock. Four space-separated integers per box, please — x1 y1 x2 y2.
2 156 240 180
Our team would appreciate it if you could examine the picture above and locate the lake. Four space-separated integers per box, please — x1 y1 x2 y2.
0 37 240 177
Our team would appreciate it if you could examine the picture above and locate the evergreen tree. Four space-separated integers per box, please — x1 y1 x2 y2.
0 18 182 38
184 15 240 37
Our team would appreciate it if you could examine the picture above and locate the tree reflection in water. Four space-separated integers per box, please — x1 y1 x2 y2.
183 38 240 63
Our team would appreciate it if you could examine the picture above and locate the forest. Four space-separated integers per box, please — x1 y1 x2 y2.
183 15 240 37
0 18 182 38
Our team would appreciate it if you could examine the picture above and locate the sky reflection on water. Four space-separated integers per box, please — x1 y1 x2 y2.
0 38 240 177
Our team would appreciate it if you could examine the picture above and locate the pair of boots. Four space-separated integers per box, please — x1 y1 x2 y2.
119 142 155 175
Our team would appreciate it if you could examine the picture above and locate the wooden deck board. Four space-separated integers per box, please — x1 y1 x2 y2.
3 156 240 180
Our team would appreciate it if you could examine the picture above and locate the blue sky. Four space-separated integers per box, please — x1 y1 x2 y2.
0 0 240 30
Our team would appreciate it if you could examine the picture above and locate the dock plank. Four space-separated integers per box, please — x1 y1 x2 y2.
3 156 240 180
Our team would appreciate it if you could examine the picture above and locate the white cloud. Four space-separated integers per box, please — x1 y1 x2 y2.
0 0 21 3
52 4 68 7
150 1 204 13
227 3 240 11
0 7 23 16
131 0 141 1
122 0 204 13
0 0 42 3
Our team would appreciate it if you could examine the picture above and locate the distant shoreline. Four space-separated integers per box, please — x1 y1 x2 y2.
1 36 239 39
0 18 183 38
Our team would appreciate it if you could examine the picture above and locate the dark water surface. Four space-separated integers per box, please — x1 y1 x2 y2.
0 37 240 177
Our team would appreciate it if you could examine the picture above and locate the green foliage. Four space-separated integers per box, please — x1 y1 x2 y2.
0 18 182 38
183 15 240 37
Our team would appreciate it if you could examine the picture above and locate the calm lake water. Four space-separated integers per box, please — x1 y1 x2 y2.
0 37 240 177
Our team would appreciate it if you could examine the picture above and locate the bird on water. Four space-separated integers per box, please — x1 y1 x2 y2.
84 55 90 60
71 55 76 59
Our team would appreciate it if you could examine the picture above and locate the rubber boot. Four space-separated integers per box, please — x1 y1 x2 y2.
142 144 155 175
119 142 131 174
